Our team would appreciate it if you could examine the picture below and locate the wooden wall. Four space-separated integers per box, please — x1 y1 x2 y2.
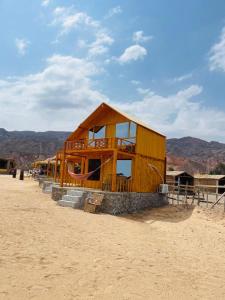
132 154 165 192
136 126 166 159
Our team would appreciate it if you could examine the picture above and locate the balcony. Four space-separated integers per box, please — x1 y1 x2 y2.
65 137 136 154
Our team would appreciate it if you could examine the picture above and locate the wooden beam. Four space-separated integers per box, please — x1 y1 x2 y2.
60 143 66 187
111 150 117 192
54 154 58 182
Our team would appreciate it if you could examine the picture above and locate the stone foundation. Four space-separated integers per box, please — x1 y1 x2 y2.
51 186 168 215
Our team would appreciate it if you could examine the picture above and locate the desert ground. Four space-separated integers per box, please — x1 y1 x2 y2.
1 176 225 299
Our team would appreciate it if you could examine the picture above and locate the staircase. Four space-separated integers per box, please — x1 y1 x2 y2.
57 190 84 209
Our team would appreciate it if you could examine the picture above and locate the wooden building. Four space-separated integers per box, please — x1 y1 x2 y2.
166 171 194 186
0 157 15 175
57 102 166 192
33 157 59 177
194 174 225 194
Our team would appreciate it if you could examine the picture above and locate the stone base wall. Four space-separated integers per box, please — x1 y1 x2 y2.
51 186 168 215
99 192 168 215
52 186 68 201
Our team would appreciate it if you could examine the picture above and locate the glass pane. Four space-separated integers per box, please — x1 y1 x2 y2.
117 160 132 177
94 126 105 139
116 122 129 138
88 128 94 140
130 122 137 137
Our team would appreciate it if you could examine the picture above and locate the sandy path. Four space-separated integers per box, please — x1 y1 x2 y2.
0 175 225 299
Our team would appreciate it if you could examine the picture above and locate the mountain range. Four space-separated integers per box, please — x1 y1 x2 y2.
0 128 224 173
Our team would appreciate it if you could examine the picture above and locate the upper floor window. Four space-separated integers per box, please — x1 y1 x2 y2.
89 125 105 140
116 122 136 138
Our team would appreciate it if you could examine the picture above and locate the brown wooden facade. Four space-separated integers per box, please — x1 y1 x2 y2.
56 103 166 192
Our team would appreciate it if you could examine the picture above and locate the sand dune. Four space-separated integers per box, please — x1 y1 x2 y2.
0 175 225 299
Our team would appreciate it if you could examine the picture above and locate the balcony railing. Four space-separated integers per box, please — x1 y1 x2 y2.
65 137 135 153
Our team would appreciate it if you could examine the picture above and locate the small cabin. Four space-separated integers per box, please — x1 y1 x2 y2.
166 171 194 186
194 174 225 194
57 102 166 193
0 157 15 175
33 157 59 177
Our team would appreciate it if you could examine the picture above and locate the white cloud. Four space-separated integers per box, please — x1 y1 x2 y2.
0 55 107 131
42 0 50 7
168 73 193 84
116 85 225 141
133 31 153 43
88 32 114 57
118 45 147 64
105 6 122 19
52 6 99 35
209 26 225 72
131 80 141 85
137 87 152 95
15 38 30 56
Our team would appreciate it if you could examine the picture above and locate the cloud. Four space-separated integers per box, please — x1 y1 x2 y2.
105 6 122 19
42 0 50 7
136 87 152 95
52 6 114 57
118 45 147 64
88 32 114 57
133 31 153 43
131 80 141 85
209 26 225 72
15 38 30 56
52 6 99 35
116 85 225 141
0 55 108 131
168 73 193 84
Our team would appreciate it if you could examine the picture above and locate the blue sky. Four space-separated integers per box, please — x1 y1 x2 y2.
1 0 225 142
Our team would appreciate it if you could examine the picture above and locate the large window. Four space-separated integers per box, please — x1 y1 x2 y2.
89 126 105 140
116 122 136 138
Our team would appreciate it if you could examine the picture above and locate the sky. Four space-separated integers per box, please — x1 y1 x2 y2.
1 0 225 142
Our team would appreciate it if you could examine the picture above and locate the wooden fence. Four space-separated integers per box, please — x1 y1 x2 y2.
167 183 225 211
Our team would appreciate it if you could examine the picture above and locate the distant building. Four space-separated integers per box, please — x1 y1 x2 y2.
166 171 194 186
0 157 16 175
194 174 225 194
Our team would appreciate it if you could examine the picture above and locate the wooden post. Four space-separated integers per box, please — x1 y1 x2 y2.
177 179 180 205
47 160 50 177
54 154 58 182
216 181 219 202
81 157 85 187
111 150 117 192
100 155 103 190
60 143 66 187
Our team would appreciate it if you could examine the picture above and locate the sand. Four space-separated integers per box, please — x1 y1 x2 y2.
1 176 225 300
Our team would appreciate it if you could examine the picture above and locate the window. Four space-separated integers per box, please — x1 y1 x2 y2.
116 122 129 138
130 122 137 137
117 160 132 177
89 126 105 140
116 122 136 138
88 159 101 181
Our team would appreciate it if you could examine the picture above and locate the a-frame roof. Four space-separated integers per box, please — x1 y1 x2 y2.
67 102 165 140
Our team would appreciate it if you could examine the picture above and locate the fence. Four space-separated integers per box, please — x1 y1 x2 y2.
167 183 225 211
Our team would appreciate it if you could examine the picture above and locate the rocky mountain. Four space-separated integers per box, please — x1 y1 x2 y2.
0 128 71 169
167 137 225 174
0 129 225 173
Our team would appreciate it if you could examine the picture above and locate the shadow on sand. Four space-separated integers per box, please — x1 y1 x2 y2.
119 204 195 224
